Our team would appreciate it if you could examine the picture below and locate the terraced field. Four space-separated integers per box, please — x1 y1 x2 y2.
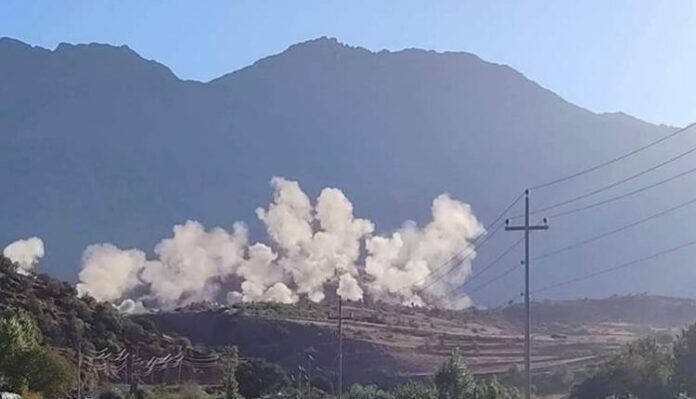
147 295 695 387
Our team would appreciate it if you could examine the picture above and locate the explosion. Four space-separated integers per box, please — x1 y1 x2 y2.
11 177 485 312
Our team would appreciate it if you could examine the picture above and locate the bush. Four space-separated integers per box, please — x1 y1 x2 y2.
27 349 77 399
347 384 393 399
99 390 124 399
434 349 475 399
0 311 44 393
180 383 210 399
236 357 289 398
21 391 43 399
569 338 673 399
147 387 178 399
392 382 437 399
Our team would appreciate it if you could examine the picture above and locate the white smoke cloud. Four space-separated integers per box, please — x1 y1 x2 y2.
74 177 483 310
257 179 374 302
117 299 149 314
237 243 285 302
364 194 484 309
76 244 146 302
140 220 248 307
337 273 363 301
3 237 44 275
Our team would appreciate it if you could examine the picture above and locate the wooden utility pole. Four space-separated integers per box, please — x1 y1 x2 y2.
329 298 353 399
76 341 82 399
505 189 549 399
306 353 314 399
223 346 240 399
296 365 303 396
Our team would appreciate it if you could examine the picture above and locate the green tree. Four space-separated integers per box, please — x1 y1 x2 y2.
347 384 393 399
392 382 437 399
0 311 43 392
180 383 210 399
223 346 243 399
674 324 696 396
236 357 289 398
473 378 520 399
570 338 672 399
27 349 77 399
434 349 476 399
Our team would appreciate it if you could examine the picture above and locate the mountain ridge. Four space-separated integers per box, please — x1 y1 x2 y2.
2 35 691 305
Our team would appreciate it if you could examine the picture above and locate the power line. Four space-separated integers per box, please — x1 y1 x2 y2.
413 192 525 291
442 217 545 300
440 238 522 299
466 237 523 287
416 223 504 293
528 140 696 215
496 291 524 308
529 122 696 191
532 238 696 294
453 195 696 298
488 191 527 227
469 262 522 295
534 194 696 261
547 164 696 219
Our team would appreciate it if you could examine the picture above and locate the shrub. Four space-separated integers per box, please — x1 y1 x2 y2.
392 382 437 399
27 349 77 399
98 390 124 399
180 383 210 399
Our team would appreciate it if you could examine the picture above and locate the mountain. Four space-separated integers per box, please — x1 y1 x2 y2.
2 36 694 305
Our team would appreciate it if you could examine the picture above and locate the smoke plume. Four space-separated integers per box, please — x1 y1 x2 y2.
3 237 45 275
73 177 484 311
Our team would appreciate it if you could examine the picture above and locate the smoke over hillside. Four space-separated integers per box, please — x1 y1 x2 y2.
75 177 484 311
2 236 44 275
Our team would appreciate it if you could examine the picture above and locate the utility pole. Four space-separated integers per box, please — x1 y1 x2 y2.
329 297 353 399
306 353 314 399
223 346 240 399
76 341 82 399
505 189 549 399
296 366 303 397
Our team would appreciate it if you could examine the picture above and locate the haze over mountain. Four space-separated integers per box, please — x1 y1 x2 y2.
2 36 695 306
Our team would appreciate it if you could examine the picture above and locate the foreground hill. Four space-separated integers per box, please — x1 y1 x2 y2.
0 255 180 355
2 257 695 389
2 36 692 304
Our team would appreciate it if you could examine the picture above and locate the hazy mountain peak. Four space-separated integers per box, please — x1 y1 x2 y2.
0 36 32 50
0 38 179 83
285 36 370 54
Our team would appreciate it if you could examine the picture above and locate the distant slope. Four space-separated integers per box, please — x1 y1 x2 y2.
147 295 696 386
2 36 693 304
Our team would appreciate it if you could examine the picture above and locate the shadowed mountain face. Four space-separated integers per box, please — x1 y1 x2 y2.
2 36 694 305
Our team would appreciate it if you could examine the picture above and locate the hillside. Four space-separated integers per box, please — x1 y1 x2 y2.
2 36 693 305
0 255 182 355
3 254 696 390
145 295 696 387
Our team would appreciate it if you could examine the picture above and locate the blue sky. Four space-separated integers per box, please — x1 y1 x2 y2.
1 0 694 126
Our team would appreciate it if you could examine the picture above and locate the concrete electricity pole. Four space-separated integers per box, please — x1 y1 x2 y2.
505 189 549 399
